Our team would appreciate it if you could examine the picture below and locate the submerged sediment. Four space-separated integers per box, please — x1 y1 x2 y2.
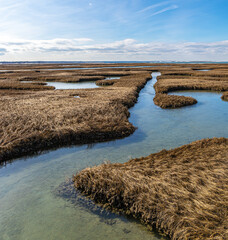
74 137 228 240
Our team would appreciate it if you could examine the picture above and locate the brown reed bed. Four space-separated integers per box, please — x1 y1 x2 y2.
0 69 152 162
221 91 228 101
153 93 197 108
96 79 115 86
1 63 228 162
153 66 228 108
0 80 54 90
19 75 106 83
0 69 131 83
74 137 228 240
0 62 170 71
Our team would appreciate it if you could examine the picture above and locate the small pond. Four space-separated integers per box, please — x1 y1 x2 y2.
104 76 121 80
46 81 99 89
194 69 211 71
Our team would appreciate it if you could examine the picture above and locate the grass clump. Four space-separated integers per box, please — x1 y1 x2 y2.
0 80 54 90
74 137 228 240
153 93 197 108
221 91 228 101
153 66 228 108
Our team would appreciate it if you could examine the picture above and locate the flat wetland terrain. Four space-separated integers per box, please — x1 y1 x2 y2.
0 63 228 240
1 63 228 162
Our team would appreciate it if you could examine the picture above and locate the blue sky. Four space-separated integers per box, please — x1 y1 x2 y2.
0 0 228 61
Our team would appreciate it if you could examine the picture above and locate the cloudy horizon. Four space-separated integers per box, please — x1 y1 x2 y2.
0 0 228 61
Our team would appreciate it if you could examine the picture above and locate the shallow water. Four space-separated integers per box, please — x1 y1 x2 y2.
20 81 35 83
46 81 99 89
104 76 121 80
195 69 211 71
0 72 228 240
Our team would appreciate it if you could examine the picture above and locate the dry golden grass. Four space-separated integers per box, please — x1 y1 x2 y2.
0 62 169 71
0 65 132 83
153 67 228 108
74 137 228 240
0 80 54 90
0 69 152 162
1 63 228 162
153 93 197 108
20 75 106 83
222 91 228 101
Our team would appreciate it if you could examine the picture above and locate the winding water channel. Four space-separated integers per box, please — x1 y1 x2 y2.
0 72 228 240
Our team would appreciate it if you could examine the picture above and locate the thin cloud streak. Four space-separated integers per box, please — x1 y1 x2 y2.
138 1 170 13
150 5 179 17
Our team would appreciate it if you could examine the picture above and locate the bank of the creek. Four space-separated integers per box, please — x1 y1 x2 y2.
0 72 227 240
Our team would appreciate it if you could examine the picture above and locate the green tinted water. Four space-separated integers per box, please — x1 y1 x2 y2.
0 72 227 240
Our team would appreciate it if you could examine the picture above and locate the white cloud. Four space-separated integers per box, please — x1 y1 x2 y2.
137 1 178 17
1 38 228 61
150 5 179 17
0 38 93 52
138 1 171 13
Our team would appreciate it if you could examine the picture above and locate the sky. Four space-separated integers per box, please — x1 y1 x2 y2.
0 0 228 61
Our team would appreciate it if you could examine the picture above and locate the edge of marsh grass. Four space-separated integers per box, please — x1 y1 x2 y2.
74 137 228 240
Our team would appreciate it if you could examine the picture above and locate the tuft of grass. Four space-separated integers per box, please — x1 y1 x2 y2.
153 93 197 108
0 80 54 90
221 91 228 101
74 137 228 240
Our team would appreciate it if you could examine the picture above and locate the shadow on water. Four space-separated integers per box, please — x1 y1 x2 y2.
54 179 120 225
54 179 168 239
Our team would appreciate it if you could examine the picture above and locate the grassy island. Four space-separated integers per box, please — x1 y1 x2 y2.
74 137 228 240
